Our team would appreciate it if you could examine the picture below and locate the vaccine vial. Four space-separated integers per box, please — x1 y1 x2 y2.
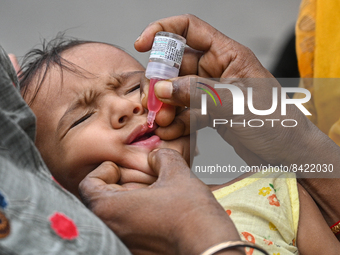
145 32 186 128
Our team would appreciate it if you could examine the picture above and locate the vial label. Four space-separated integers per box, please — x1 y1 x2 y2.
150 36 185 68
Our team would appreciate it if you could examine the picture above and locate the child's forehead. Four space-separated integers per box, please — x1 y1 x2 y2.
30 42 143 105
61 42 143 73
63 43 131 61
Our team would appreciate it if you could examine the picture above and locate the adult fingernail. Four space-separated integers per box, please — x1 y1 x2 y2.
149 148 160 164
151 148 160 154
141 92 146 102
135 36 141 42
155 80 173 99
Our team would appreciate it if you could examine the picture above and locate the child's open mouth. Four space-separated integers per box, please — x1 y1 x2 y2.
128 124 161 148
132 132 154 143
130 133 161 148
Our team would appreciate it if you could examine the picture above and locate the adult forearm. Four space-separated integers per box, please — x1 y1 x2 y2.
288 117 340 225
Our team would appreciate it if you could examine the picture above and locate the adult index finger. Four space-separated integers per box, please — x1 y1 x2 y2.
78 161 124 206
154 76 217 109
134 14 222 53
135 14 269 79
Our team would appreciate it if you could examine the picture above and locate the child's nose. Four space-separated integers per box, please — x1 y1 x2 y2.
111 100 144 128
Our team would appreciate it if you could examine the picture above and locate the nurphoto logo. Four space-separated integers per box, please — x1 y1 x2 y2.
196 81 312 128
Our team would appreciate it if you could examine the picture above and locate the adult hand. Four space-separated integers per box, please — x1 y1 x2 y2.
136 14 340 226
136 14 273 129
135 14 315 166
135 14 272 79
79 149 243 255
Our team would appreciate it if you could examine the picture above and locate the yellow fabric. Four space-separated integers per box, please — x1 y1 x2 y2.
295 0 340 145
213 172 299 255
314 0 340 78
296 0 316 79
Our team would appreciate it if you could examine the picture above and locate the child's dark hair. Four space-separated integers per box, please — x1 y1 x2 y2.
19 33 128 106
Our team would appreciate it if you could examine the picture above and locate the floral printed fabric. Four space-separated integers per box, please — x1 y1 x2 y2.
213 172 299 255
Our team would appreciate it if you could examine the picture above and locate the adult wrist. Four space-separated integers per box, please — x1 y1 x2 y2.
174 200 244 255
282 115 339 171
201 241 269 255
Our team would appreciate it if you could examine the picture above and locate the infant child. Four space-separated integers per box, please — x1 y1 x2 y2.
18 36 340 255
19 36 190 196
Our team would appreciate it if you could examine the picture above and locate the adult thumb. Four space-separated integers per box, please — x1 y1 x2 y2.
148 148 191 182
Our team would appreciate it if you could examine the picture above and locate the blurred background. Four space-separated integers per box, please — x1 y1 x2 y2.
1 0 300 72
0 0 302 183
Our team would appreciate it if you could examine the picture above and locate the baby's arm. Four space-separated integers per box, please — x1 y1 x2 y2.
297 183 340 254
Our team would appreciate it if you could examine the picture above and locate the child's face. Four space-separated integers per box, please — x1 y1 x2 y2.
29 43 190 196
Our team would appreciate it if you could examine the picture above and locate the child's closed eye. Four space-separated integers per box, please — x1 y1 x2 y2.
126 84 140 94
71 112 94 128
